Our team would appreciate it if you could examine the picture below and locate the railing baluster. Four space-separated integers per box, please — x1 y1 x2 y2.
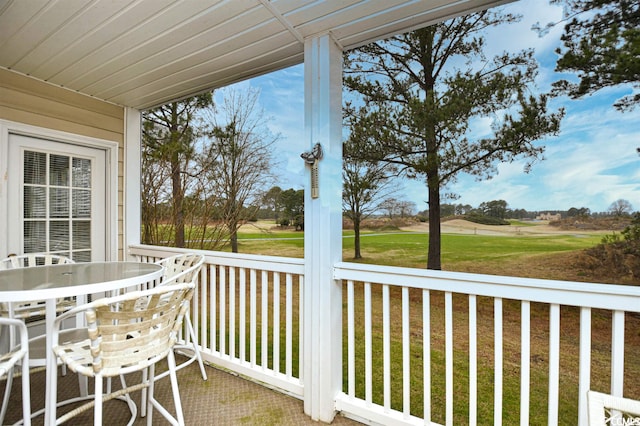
187 266 197 344
211 264 217 353
445 291 453 426
423 289 431 424
611 310 625 397
521 300 531 425
239 267 246 363
347 280 355 397
469 294 477 426
229 266 236 359
548 303 560 426
383 284 390 410
199 265 208 351
273 272 280 374
286 273 293 378
578 306 591 426
495 297 503 426
298 275 304 383
219 265 226 356
250 268 257 367
261 270 269 370
402 286 410 418
365 282 372 404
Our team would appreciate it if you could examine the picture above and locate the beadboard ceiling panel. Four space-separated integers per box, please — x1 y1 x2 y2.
0 0 508 110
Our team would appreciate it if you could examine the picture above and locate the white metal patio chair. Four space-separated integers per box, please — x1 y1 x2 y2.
46 282 195 425
0 317 31 426
153 253 207 380
0 253 76 422
0 253 73 270
0 254 76 320
587 390 640 426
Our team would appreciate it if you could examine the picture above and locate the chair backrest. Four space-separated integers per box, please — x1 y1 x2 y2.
0 317 29 377
55 282 195 378
0 254 75 318
155 253 205 285
587 390 640 426
0 253 74 270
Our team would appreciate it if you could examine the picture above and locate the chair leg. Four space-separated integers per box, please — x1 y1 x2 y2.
94 375 103 426
20 352 31 426
45 350 58 425
119 374 137 419
140 368 148 418
185 316 207 380
167 350 185 426
146 364 155 426
78 374 88 397
150 316 207 384
146 352 185 426
0 369 14 424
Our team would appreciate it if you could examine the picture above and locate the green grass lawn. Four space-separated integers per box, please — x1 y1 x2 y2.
237 225 602 274
344 232 601 267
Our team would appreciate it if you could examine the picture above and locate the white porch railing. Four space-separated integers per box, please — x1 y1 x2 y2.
129 244 640 426
129 244 305 398
334 262 640 426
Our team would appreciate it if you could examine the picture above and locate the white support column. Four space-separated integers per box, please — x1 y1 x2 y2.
303 33 343 422
124 107 142 260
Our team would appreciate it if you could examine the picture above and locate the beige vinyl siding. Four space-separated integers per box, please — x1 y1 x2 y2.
0 67 127 260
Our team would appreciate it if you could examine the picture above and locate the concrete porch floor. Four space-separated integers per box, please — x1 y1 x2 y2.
3 356 362 425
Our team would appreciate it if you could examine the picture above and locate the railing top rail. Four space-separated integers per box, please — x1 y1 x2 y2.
334 261 640 312
129 244 305 274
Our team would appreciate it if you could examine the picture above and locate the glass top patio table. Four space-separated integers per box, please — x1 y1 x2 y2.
0 260 163 425
0 261 162 300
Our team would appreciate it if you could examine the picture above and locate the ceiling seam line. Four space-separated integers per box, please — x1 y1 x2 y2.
258 0 304 45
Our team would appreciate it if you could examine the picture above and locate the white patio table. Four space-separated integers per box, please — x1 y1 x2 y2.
0 261 163 425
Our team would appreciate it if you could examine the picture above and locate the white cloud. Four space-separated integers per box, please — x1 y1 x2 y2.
486 0 564 56
429 100 640 213
468 116 494 138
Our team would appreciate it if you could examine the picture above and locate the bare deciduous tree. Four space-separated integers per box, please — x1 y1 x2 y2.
203 88 279 253
343 139 398 259
609 199 633 217
142 95 213 247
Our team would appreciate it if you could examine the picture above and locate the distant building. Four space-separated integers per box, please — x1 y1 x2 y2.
536 212 562 221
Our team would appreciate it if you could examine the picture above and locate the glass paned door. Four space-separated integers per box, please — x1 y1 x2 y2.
8 134 106 262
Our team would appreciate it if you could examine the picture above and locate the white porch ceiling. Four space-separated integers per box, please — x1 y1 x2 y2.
0 0 507 110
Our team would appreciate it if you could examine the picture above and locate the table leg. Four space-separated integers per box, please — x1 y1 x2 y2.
75 294 89 397
44 299 56 426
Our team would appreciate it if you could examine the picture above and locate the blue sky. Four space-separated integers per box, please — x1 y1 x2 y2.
221 0 639 214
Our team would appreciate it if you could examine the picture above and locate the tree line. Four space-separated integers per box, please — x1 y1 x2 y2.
431 198 635 221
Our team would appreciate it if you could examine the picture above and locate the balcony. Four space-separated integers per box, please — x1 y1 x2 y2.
2 244 639 425
103 245 639 425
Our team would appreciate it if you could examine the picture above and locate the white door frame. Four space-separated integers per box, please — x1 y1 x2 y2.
0 120 118 260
